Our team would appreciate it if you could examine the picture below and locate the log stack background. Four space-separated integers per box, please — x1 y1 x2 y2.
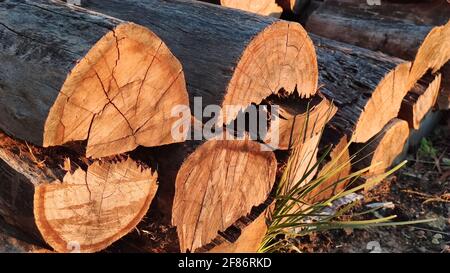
0 0 448 253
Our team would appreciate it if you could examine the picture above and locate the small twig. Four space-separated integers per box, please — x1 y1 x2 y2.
401 189 450 204
411 226 450 236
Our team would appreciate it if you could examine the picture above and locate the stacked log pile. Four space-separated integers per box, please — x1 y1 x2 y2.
0 0 448 253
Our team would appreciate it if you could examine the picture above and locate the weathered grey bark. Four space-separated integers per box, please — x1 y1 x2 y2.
0 0 122 146
323 0 450 26
305 0 434 60
313 35 411 142
84 0 319 123
0 133 62 242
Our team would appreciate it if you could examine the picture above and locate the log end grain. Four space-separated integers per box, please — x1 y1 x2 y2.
222 21 318 123
172 140 277 252
44 22 189 158
34 158 158 253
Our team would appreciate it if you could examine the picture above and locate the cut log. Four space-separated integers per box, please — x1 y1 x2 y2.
351 119 410 181
305 1 450 92
264 94 336 150
0 0 189 158
305 1 435 60
84 0 319 125
0 131 158 253
125 137 277 253
313 34 412 143
200 0 284 17
399 73 442 129
322 0 450 26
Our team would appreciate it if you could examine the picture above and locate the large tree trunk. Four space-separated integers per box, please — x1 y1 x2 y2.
84 0 319 125
0 131 158 253
0 0 189 158
324 0 450 26
313 35 412 143
305 1 450 105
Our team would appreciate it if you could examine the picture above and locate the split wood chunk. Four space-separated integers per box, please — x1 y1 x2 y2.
313 35 412 143
171 140 277 252
84 0 319 124
264 94 336 150
306 127 351 203
283 132 322 189
201 0 284 17
351 119 410 178
0 0 189 158
0 131 158 253
399 73 442 129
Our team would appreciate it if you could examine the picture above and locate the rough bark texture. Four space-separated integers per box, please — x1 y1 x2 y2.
0 131 158 253
0 217 50 253
313 34 411 143
323 0 450 26
305 1 434 60
399 73 442 129
0 0 189 158
438 64 450 109
84 0 319 124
